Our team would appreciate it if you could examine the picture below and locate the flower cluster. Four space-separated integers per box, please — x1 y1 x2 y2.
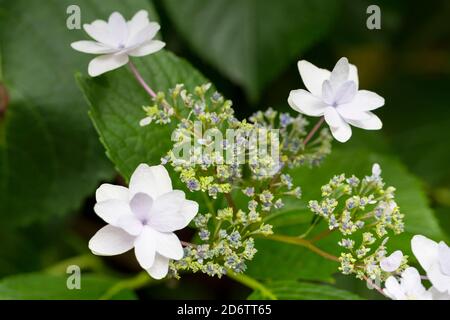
169 209 261 278
138 83 329 277
309 164 407 282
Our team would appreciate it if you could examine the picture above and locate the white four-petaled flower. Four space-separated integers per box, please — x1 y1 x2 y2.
288 57 385 142
411 235 450 294
89 164 198 279
71 10 165 77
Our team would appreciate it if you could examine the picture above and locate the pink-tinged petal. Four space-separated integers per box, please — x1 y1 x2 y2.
94 199 133 225
95 183 129 202
411 235 439 271
297 60 331 97
153 231 184 260
329 57 349 88
108 12 128 46
288 89 327 117
427 263 450 294
324 107 352 143
127 40 165 57
88 53 129 77
129 164 173 199
340 90 385 112
127 23 161 48
149 191 187 232
89 225 135 256
134 226 156 269
83 20 116 47
346 112 382 130
116 215 143 236
71 41 116 54
130 192 153 222
146 253 170 279
380 250 403 272
127 10 150 38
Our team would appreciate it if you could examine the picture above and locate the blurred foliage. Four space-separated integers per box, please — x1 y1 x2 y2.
0 0 449 300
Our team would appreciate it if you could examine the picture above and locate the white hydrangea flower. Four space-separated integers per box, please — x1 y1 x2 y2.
288 57 384 142
380 250 403 272
411 235 450 294
71 10 165 77
89 164 198 279
383 267 432 300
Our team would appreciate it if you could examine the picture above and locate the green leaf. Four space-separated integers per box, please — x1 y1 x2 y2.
78 50 209 179
0 273 136 300
161 0 339 102
248 280 363 300
0 0 158 225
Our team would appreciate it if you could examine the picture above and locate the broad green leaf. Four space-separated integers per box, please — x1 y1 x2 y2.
0 273 136 300
161 0 339 102
381 76 450 187
78 50 209 180
248 280 363 300
0 0 157 225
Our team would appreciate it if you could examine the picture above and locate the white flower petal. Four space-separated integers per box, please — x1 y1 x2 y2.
380 250 403 272
116 215 143 236
297 60 331 97
329 57 349 88
129 164 173 199
428 262 450 294
83 20 116 47
70 41 116 54
130 192 153 222
127 23 161 48
153 231 184 260
134 226 156 269
128 40 165 57
108 12 128 47
411 235 439 271
149 190 187 232
340 90 385 112
288 89 327 117
324 107 352 143
384 276 405 300
346 112 382 130
429 287 450 300
336 107 373 121
334 81 357 105
89 225 135 256
127 10 150 39
94 199 133 225
95 183 129 202
146 253 170 280
401 267 424 295
348 64 359 90
438 241 450 276
88 53 129 77
180 200 199 226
